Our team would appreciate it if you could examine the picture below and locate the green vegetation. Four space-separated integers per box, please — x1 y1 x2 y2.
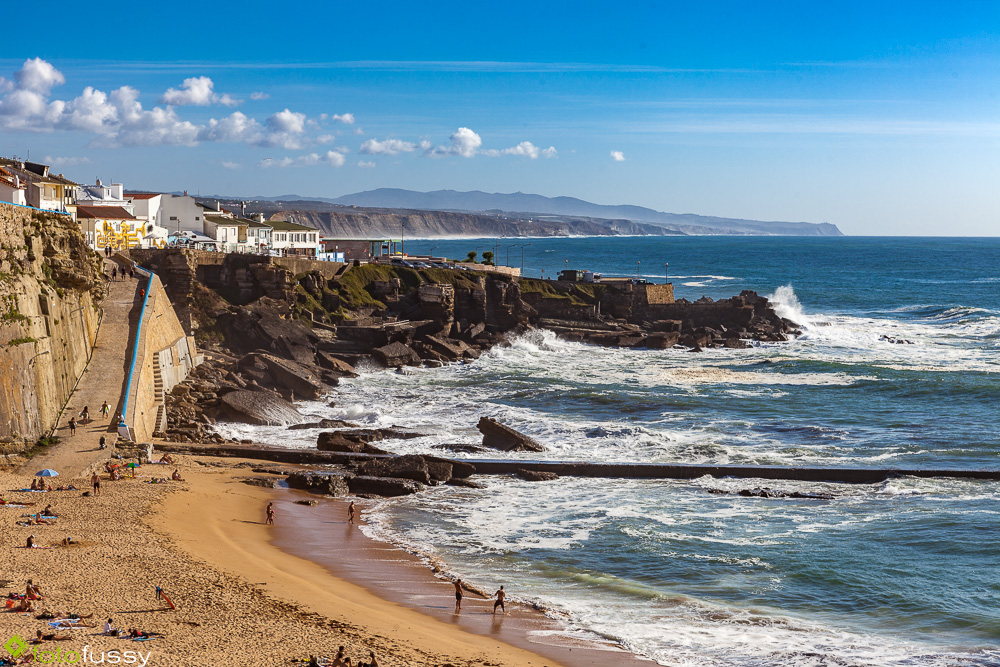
465 251 477 263
21 434 62 460
481 251 495 266
6 336 38 347
1 296 29 324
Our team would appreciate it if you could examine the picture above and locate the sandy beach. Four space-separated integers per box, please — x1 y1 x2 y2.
0 453 638 666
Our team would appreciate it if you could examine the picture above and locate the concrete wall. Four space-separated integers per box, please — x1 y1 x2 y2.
0 202 101 447
125 271 200 442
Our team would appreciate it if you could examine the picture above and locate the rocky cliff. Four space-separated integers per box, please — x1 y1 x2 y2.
0 202 106 450
267 208 681 238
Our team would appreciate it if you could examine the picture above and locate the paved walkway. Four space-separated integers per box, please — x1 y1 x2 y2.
24 258 143 479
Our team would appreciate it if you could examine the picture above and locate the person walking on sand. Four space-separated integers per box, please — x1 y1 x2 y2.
265 502 274 525
68 417 76 435
454 579 464 612
493 585 506 614
111 266 118 281
91 472 101 496
348 500 356 525
80 406 90 424
101 401 110 419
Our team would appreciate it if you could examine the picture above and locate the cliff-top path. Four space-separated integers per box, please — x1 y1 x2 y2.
23 258 142 479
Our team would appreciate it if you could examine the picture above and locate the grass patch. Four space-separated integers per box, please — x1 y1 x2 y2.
6 336 38 347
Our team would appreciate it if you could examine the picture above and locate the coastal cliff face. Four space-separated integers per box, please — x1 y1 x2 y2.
268 208 680 238
0 202 105 449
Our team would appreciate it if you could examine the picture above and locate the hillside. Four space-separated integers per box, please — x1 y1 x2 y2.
228 201 687 238
321 189 843 236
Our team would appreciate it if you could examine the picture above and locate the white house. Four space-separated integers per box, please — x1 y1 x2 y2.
74 179 132 211
0 159 77 211
0 167 26 206
269 219 321 257
156 192 204 234
76 205 142 251
246 218 273 254
203 214 248 253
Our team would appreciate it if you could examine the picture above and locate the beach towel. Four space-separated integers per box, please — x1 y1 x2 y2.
131 636 155 642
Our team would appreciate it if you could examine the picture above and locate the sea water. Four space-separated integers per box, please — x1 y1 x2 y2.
218 237 1000 666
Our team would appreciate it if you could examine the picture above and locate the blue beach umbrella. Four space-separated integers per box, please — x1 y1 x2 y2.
35 469 59 477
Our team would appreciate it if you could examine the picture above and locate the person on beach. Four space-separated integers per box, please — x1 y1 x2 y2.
104 618 118 636
26 580 44 599
91 472 101 496
348 501 355 525
68 417 76 435
172 469 183 481
112 266 118 281
80 406 90 424
265 502 275 525
453 579 464 612
101 401 110 419
366 651 379 667
26 535 36 548
492 585 506 614
99 435 107 449
34 630 73 642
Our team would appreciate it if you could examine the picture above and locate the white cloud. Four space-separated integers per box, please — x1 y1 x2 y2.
16 57 64 93
199 111 262 143
221 161 241 169
161 76 240 107
352 127 364 135
359 137 417 155
331 113 355 125
429 127 482 158
482 141 557 159
611 150 626 162
262 109 307 149
44 155 92 166
259 151 346 168
250 91 270 101
316 134 337 144
358 160 376 168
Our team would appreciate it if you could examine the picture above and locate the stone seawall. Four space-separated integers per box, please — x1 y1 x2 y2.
0 202 104 448
126 270 201 443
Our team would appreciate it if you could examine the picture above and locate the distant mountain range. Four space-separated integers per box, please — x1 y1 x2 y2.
247 189 842 236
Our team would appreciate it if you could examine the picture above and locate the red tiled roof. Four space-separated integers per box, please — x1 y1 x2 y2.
75 205 136 220
0 167 17 189
126 192 160 200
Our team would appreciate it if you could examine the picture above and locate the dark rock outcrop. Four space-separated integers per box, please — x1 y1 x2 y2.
219 390 302 426
347 475 424 496
516 469 560 482
288 419 359 430
477 417 546 452
286 471 352 496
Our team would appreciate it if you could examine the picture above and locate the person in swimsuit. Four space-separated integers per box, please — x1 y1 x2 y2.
265 502 275 525
493 585 506 614
91 473 101 496
454 579 464 612
348 500 356 525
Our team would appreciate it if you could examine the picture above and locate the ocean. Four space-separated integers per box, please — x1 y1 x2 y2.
218 236 1000 666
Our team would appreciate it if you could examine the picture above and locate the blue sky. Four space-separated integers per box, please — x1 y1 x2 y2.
2 1 998 235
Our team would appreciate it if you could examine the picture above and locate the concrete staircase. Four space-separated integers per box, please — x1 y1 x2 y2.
152 352 167 436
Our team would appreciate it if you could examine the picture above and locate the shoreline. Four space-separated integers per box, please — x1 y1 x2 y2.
152 459 642 666
267 491 650 667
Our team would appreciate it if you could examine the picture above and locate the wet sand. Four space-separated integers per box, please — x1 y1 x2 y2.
270 494 649 666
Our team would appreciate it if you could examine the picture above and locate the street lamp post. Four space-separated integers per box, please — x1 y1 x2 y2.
636 260 640 279
400 220 405 256
665 262 669 284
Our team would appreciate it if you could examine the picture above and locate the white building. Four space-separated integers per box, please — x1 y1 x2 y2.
203 214 248 253
246 218 273 254
157 192 204 234
269 219 321 257
74 179 131 211
76 205 142 251
0 159 76 211
0 167 27 206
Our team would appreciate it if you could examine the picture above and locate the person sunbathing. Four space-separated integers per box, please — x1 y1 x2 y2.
25 535 36 548
171 470 183 481
30 478 38 491
104 618 118 636
43 504 54 516
127 628 163 639
54 619 94 628
34 630 72 642
160 454 174 464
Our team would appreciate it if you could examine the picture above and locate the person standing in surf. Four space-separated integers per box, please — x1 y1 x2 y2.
492 585 506 614
265 502 274 525
348 500 355 525
454 579 464 612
